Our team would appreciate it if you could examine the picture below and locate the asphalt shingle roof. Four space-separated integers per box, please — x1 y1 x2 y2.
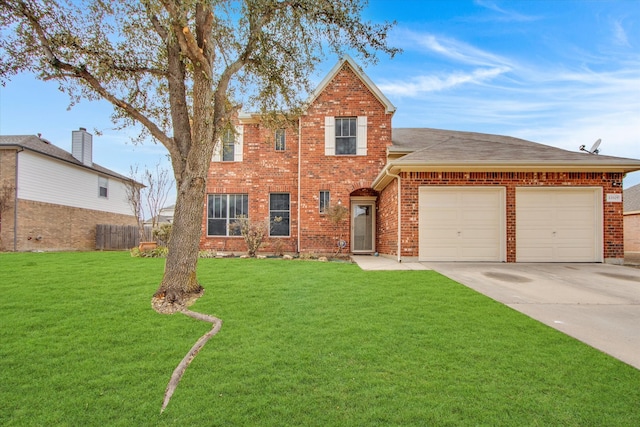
625 184 640 213
0 134 130 181
391 128 640 168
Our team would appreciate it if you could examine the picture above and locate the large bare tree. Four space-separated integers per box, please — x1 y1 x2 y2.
1 0 397 409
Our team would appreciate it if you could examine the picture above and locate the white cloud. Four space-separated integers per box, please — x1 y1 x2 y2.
611 19 630 47
384 29 640 188
473 0 540 22
406 32 514 68
378 66 510 96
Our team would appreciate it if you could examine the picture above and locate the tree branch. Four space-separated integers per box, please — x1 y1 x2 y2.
13 0 174 150
160 0 211 78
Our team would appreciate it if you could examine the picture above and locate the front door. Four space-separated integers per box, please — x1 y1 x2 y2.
351 199 375 253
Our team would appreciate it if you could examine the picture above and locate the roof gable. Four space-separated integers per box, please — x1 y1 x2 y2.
307 55 396 114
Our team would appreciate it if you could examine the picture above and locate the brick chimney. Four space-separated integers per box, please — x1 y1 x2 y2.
71 127 93 167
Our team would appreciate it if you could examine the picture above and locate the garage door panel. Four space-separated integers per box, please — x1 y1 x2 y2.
516 188 601 262
423 208 459 221
463 227 500 239
419 187 505 262
463 209 498 223
426 228 459 240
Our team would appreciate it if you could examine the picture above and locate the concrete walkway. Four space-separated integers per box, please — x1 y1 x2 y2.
352 255 640 370
351 255 430 271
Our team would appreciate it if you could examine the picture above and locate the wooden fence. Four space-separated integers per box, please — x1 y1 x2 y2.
96 224 154 250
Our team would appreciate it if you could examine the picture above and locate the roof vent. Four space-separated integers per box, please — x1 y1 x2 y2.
72 127 93 166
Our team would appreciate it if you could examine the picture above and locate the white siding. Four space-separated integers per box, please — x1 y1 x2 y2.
17 150 132 215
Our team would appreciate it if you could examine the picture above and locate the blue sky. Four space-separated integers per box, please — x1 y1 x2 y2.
1 0 639 195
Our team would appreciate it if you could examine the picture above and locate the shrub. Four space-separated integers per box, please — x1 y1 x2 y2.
229 216 269 257
130 245 168 258
153 224 172 245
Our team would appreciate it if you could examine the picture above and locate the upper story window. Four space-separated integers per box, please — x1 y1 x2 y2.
213 125 244 162
98 176 108 198
335 117 357 155
222 129 235 161
275 129 286 151
324 116 367 156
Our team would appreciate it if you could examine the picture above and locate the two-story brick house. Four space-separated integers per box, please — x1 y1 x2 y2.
202 55 640 264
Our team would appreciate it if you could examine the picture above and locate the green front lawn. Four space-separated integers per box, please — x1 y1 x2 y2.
1 252 638 426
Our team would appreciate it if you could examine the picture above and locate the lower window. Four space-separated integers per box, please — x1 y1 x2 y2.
207 194 248 236
269 193 290 237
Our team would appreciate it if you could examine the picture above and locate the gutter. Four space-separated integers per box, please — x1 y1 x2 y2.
373 161 640 192
372 162 399 191
384 168 402 263
382 160 640 172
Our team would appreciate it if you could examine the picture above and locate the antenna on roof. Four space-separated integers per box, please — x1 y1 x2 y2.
579 138 601 155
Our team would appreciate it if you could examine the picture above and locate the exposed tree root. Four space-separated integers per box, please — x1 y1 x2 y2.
161 309 222 413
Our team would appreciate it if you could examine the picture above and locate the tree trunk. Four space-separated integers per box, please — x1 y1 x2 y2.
151 135 213 314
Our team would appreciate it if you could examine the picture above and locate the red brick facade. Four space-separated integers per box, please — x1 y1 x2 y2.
390 171 624 262
201 57 629 263
201 62 392 255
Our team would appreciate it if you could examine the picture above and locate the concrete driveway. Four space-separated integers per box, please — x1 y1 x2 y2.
424 262 640 370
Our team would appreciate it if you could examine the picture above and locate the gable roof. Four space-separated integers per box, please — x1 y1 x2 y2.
624 184 640 213
238 55 396 123
306 54 396 114
0 134 131 182
373 128 640 190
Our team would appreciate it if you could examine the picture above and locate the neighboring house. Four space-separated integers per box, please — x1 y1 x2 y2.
201 55 640 264
624 184 640 253
0 128 139 251
144 204 174 226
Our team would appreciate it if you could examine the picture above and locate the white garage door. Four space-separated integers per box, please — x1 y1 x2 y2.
419 187 505 261
516 188 602 262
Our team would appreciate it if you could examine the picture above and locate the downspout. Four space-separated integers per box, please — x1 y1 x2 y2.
385 168 401 262
297 117 301 255
13 147 23 251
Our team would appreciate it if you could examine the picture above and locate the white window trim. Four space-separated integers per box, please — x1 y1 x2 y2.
324 116 367 156
206 193 248 236
212 125 243 162
98 176 108 198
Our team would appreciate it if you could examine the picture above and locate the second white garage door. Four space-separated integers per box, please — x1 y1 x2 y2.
419 187 505 261
516 188 602 262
